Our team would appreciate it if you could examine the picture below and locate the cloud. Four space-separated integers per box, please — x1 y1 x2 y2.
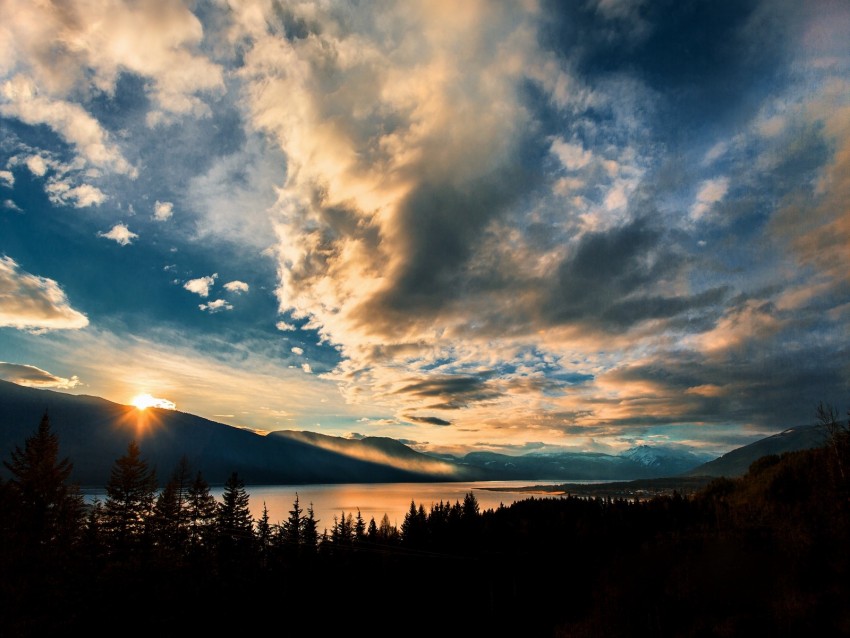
153 200 173 221
97 223 137 246
0 256 88 331
0 361 81 389
551 138 593 171
184 273 217 297
291 347 304 356
199 299 232 313
24 154 48 177
404 415 452 426
1 75 135 175
276 320 296 331
0 169 14 187
301 362 313 374
690 177 730 220
3 199 22 212
224 280 249 294
46 181 107 208
0 0 224 122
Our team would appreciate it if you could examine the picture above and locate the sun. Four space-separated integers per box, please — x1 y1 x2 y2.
130 393 176 411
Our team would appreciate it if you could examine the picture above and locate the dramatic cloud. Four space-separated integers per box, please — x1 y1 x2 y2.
0 361 81 388
224 280 249 294
153 201 174 222
0 256 88 331
1 1 848 454
97 223 137 246
199 299 232 313
1 76 135 175
184 274 217 297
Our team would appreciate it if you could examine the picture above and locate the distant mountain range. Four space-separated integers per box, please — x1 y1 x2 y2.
0 380 830 486
686 424 830 477
0 380 458 486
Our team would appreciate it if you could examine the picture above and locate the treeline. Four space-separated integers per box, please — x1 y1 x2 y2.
1 406 849 636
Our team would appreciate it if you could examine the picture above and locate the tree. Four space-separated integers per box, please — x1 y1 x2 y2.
186 471 217 553
216 472 254 563
367 516 379 541
462 492 480 519
378 513 398 543
401 500 427 546
302 502 319 553
281 493 303 549
151 459 192 556
103 440 157 555
3 411 84 550
255 502 273 566
354 509 366 544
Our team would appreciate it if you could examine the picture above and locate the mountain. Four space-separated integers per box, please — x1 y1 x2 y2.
455 446 711 480
0 380 467 486
269 430 459 477
621 445 715 475
10 380 817 486
686 424 828 477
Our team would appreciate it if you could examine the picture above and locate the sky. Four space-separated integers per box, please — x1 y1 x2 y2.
1 0 849 457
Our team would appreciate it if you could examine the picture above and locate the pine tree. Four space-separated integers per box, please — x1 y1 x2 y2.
186 471 217 553
462 492 480 518
151 456 193 555
354 509 366 544
302 502 319 553
281 493 303 549
367 516 379 541
255 502 273 566
216 472 254 563
104 440 157 555
4 411 84 550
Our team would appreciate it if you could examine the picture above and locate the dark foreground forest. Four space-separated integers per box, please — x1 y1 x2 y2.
1 407 849 637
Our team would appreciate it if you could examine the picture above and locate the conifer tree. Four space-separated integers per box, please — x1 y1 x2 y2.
151 456 193 554
367 516 379 541
255 502 273 565
4 411 84 550
216 472 254 562
281 493 303 549
354 509 366 543
302 502 319 553
103 440 157 554
186 471 217 553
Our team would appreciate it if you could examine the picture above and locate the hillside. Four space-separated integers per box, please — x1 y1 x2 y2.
686 424 828 477
0 380 461 486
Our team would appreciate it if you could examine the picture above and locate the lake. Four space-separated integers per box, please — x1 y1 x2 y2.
84 480 585 530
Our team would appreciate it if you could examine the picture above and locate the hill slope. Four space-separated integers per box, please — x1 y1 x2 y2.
0 380 461 486
686 424 828 477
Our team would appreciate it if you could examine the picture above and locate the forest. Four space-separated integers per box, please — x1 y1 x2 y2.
1 406 849 637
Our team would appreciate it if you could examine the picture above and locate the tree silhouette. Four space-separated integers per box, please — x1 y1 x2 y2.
104 440 157 555
186 471 217 555
302 502 319 553
354 509 366 543
3 411 84 551
216 472 254 564
151 459 192 557
281 493 303 550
